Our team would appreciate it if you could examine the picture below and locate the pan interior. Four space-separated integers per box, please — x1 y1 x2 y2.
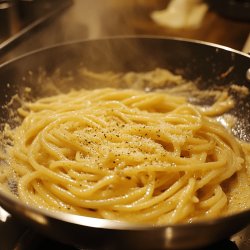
0 38 250 250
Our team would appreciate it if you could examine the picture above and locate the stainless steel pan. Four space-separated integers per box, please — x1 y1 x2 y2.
0 36 250 249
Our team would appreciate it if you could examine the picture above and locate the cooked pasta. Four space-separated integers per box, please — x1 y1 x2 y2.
1 70 249 225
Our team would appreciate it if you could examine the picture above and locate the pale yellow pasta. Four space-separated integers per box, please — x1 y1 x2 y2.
1 85 249 225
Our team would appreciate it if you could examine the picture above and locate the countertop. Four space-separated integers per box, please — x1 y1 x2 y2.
1 0 250 64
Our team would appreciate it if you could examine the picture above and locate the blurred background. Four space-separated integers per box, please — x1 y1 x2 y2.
0 0 250 64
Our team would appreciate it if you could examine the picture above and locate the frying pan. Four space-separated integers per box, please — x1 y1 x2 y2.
0 36 250 249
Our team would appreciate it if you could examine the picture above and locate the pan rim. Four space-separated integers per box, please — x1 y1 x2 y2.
0 35 249 231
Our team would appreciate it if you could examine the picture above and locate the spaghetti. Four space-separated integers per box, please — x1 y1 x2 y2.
1 71 249 225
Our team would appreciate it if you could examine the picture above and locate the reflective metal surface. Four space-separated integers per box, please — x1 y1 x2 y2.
0 37 250 249
12 226 250 250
